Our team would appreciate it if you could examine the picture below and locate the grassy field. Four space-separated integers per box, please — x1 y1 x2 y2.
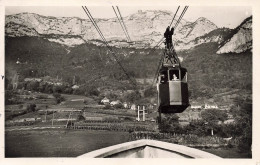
5 92 250 158
5 129 130 157
200 148 251 158
5 129 250 158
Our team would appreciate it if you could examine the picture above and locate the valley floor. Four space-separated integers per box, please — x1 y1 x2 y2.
5 129 251 158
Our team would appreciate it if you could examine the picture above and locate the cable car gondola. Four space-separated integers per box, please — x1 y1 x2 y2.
158 64 189 113
157 44 189 114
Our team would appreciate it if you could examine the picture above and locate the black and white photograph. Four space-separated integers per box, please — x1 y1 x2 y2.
1 1 258 161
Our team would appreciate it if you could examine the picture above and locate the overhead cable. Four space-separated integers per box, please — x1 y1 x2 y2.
112 6 130 42
116 6 131 42
82 6 137 87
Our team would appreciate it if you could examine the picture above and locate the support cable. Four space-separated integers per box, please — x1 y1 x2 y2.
82 6 137 87
116 6 131 42
112 6 130 42
174 6 188 29
169 6 180 27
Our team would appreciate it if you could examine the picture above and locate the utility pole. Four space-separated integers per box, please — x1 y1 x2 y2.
143 106 145 121
51 111 54 126
137 106 140 121
44 110 47 122
66 112 72 128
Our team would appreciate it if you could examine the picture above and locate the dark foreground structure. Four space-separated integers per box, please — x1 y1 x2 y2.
78 140 221 158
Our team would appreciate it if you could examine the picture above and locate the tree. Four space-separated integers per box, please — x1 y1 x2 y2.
158 114 182 133
87 88 100 96
201 109 228 136
53 93 65 104
230 98 252 154
124 91 141 103
26 81 39 91
144 87 156 98
183 119 208 136
26 104 36 112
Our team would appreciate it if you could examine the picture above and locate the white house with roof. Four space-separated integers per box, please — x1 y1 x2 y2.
123 102 129 109
101 97 110 104
130 104 136 110
24 78 42 82
72 85 79 90
191 103 202 110
205 103 218 109
110 100 121 106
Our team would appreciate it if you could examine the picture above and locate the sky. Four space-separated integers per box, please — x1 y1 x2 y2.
5 6 252 28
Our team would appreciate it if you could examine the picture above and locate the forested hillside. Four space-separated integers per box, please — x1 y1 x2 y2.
5 36 251 100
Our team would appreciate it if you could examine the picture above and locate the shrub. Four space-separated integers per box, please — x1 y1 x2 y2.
114 104 123 109
64 87 73 94
88 88 100 96
103 104 111 109
18 104 24 109
53 93 65 104
144 87 156 97
124 91 141 103
77 115 85 121
26 104 36 112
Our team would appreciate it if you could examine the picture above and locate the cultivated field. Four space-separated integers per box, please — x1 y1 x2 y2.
5 129 130 157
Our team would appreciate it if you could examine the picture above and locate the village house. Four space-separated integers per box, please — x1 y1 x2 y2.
219 105 231 111
72 84 79 90
16 60 21 64
130 104 136 110
191 103 202 110
110 100 121 106
54 82 63 86
123 102 130 109
204 103 218 109
101 97 110 104
224 119 235 124
24 78 42 82
129 51 135 54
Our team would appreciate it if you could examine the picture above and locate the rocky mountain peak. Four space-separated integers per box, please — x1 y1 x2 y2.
5 10 225 50
195 17 217 26
195 17 207 22
177 16 218 42
127 10 173 22
217 16 252 54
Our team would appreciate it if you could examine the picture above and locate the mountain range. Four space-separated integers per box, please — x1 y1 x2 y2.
4 10 252 103
5 10 252 53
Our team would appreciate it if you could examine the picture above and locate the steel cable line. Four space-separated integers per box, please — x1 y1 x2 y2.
116 6 131 42
174 6 188 28
84 6 129 57
82 7 107 44
82 7 115 64
174 6 188 29
82 6 137 87
84 8 136 88
112 6 130 42
169 6 180 28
